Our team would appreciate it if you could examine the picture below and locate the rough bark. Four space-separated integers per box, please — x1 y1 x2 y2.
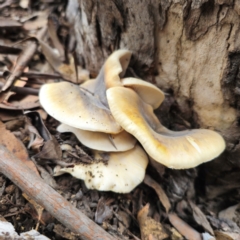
67 0 240 208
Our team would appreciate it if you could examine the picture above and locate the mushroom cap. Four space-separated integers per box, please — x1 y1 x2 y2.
81 77 165 109
80 79 96 92
103 49 132 89
81 49 132 91
54 144 149 193
92 49 132 109
107 87 226 169
122 77 165 109
57 123 136 152
39 81 122 133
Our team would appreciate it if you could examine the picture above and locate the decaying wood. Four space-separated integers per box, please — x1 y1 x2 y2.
68 0 157 80
0 145 115 240
69 0 240 207
71 0 240 131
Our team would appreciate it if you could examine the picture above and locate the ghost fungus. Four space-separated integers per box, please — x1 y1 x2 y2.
39 50 133 134
102 49 132 89
41 49 226 198
91 49 132 109
122 77 165 109
57 123 136 152
39 81 122 133
54 144 149 193
107 87 225 169
81 77 165 109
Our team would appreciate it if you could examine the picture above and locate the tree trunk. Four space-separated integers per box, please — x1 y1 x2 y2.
67 0 240 209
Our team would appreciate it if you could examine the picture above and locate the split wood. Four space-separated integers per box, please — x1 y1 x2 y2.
0 145 115 240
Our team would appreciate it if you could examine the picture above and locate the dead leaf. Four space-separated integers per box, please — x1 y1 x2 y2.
0 45 22 54
0 95 40 110
0 0 15 10
202 232 215 240
149 157 165 177
4 65 29 102
214 231 238 240
37 37 84 83
48 14 65 60
189 200 214 235
37 37 62 70
137 204 168 240
0 121 38 175
35 109 47 120
0 18 22 28
218 204 240 223
144 175 171 213
0 109 23 121
207 215 240 233
115 211 131 234
34 162 58 189
5 117 25 131
0 80 39 96
5 184 15 194
24 111 62 161
23 193 44 230
27 125 44 151
168 213 202 240
53 224 80 239
23 12 49 31
168 227 184 240
95 197 113 224
34 138 62 161
25 111 51 141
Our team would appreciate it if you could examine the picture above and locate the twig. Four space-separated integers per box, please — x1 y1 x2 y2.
0 70 62 80
0 145 115 240
0 82 39 96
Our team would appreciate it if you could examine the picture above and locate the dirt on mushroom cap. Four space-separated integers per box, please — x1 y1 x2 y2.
54 144 149 193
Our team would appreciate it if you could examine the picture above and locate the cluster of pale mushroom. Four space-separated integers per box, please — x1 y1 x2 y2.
39 50 226 194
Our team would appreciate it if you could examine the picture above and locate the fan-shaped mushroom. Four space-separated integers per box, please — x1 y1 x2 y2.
92 49 132 109
122 77 165 109
54 144 149 193
57 123 136 152
107 87 225 169
39 81 122 133
81 77 164 109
